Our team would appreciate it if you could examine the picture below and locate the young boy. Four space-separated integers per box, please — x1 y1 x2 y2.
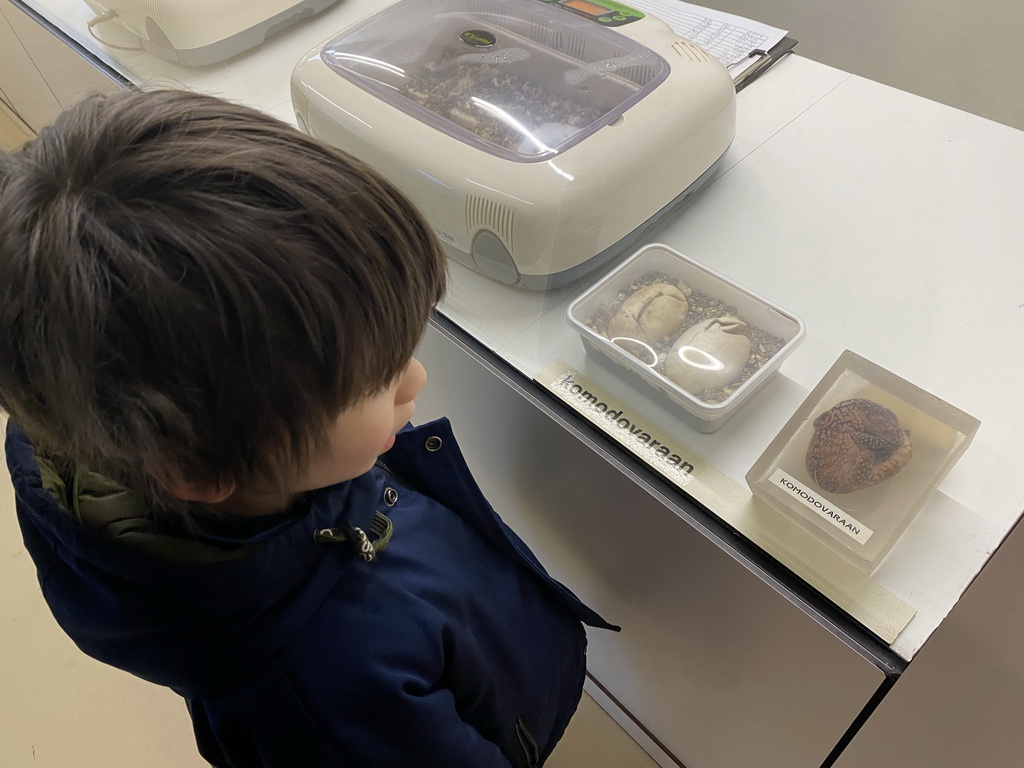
0 89 614 767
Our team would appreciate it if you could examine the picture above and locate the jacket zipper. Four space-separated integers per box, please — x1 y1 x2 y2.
515 719 540 768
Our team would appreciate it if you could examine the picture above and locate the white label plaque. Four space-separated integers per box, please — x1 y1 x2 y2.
537 360 704 490
769 469 874 544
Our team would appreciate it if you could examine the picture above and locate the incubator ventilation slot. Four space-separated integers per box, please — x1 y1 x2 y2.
466 0 514 26
618 64 661 86
466 0 501 12
553 32 587 60
466 195 515 250
672 40 714 63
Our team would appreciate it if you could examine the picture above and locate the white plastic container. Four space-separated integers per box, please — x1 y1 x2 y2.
746 350 981 574
84 0 338 66
567 243 806 432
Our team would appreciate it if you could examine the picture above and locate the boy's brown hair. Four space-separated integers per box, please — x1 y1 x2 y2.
0 88 447 506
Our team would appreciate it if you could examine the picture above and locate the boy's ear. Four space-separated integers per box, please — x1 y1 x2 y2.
166 474 237 504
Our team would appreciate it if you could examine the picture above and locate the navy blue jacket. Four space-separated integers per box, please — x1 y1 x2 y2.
6 418 616 767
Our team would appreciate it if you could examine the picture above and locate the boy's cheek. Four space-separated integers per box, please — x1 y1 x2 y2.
397 400 416 427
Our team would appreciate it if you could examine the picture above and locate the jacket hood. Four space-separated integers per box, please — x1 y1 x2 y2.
5 421 380 699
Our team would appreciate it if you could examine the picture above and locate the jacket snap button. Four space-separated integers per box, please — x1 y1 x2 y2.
425 436 443 452
383 487 399 506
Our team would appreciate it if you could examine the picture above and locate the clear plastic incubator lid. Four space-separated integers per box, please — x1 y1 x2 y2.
320 0 670 162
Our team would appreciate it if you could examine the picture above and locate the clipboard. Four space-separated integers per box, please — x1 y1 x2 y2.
731 36 799 92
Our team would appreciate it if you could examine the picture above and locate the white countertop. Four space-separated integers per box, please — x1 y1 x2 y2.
18 0 1024 661
501 63 1024 659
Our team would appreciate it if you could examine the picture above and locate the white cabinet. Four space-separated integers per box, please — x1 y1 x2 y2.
0 1 116 131
414 322 892 767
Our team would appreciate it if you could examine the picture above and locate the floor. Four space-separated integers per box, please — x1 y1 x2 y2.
0 103 31 150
